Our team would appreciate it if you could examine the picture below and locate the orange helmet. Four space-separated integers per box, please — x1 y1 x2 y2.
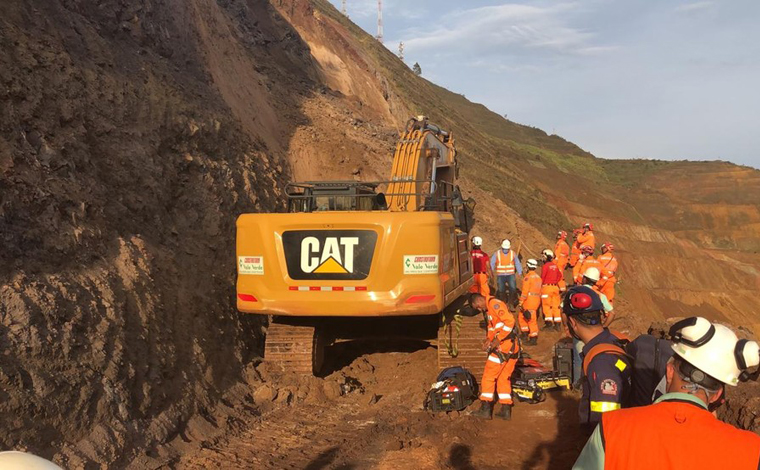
581 245 594 254
557 230 567 239
602 243 614 252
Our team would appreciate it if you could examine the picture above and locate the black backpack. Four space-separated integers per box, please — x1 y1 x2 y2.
425 367 479 412
625 334 674 407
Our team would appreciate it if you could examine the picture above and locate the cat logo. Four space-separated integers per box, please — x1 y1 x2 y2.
301 237 358 274
283 230 377 281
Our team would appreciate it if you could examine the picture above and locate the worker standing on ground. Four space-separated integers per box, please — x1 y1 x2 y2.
554 231 570 272
596 243 618 304
490 239 522 309
574 317 760 469
564 267 616 387
577 223 596 252
573 246 600 284
470 293 519 420
563 286 631 434
469 236 491 297
519 259 541 345
569 230 582 268
540 249 563 329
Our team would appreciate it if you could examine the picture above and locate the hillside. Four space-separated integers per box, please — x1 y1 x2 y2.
1 0 758 467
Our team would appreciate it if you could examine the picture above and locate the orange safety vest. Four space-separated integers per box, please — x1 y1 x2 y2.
495 250 516 275
601 397 760 469
598 252 618 280
520 271 542 310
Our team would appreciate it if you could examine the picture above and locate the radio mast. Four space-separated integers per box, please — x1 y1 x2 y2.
376 0 383 43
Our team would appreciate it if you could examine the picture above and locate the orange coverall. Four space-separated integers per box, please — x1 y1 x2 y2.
479 297 518 405
569 239 582 267
577 230 596 251
554 238 570 271
597 252 618 303
541 261 563 324
469 248 491 297
519 270 541 337
574 256 601 284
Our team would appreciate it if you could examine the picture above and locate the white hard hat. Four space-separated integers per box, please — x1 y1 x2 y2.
670 317 760 386
583 267 600 282
501 239 511 250
542 249 554 259
0 452 62 470
526 259 538 269
472 236 483 246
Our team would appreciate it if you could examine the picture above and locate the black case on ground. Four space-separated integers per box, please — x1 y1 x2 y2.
554 343 574 379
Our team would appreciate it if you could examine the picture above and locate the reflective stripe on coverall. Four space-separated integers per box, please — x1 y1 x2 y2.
541 261 563 324
597 252 618 304
479 297 518 405
519 271 541 337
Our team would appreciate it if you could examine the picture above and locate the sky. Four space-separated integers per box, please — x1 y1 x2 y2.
328 0 760 168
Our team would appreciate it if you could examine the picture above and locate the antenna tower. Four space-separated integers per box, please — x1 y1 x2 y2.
398 41 404 61
376 0 383 43
341 0 347 16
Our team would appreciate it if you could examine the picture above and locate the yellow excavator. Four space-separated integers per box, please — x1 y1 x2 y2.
236 117 476 374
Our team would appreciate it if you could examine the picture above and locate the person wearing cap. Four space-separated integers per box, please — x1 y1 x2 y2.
490 239 522 309
574 317 760 469
469 236 491 297
562 285 632 434
540 249 564 329
597 243 618 304
519 259 541 345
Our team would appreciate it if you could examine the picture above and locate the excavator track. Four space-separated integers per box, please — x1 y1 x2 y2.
437 314 488 379
264 322 327 375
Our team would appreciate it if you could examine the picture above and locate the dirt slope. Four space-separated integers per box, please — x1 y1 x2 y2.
1 0 759 468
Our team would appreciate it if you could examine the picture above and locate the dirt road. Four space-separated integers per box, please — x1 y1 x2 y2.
168 329 586 470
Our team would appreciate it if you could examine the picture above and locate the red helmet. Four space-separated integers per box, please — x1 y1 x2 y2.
584 223 593 230
581 245 594 254
557 230 567 239
602 243 614 252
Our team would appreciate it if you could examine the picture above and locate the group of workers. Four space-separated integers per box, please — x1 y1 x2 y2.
466 225 760 468
469 223 617 346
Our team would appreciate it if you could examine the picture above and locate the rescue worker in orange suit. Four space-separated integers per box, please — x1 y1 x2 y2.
540 249 563 329
469 236 491 297
596 243 618 304
470 293 519 420
519 259 541 345
573 246 600 285
554 231 570 272
562 286 631 435
576 222 596 252
569 230 582 268
574 317 760 469
490 239 522 309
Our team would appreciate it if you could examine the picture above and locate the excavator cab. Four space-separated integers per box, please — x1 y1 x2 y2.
286 182 387 213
